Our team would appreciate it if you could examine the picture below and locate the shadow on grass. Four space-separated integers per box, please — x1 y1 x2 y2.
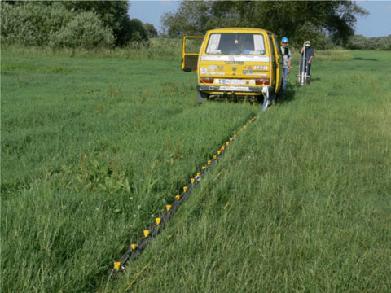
277 83 297 104
353 57 378 61
198 82 300 107
202 95 258 105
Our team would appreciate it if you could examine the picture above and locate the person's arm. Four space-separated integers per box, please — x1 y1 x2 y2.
288 49 292 70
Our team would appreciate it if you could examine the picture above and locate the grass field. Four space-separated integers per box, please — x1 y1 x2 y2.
1 49 391 292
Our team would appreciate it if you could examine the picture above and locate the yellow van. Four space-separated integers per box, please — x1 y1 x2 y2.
182 28 282 107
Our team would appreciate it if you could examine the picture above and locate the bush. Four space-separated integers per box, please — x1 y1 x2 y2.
1 2 114 49
346 35 391 50
50 11 114 49
1 2 72 46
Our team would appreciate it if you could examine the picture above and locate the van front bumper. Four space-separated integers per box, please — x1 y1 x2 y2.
197 85 264 93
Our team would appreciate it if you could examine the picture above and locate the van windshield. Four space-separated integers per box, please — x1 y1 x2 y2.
206 33 266 55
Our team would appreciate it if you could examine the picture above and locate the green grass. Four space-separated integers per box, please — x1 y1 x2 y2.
1 49 255 292
2 49 391 292
106 50 391 292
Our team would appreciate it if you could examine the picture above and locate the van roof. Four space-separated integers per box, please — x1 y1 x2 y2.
206 27 272 34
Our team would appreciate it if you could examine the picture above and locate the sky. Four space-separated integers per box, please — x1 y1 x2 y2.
129 0 391 37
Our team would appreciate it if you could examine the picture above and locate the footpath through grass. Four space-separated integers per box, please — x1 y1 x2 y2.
108 50 391 292
1 50 255 291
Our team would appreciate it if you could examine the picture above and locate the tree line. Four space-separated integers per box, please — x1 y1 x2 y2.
162 1 368 48
2 1 389 50
346 35 391 50
1 1 158 49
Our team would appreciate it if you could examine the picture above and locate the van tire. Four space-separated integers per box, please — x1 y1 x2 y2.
197 91 209 104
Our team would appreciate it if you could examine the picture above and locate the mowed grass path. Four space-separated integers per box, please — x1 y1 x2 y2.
1 51 255 291
108 51 391 292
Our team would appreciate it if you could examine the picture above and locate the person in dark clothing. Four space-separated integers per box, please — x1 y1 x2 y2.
300 41 315 77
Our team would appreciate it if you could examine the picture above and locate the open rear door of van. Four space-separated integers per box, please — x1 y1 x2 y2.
271 34 282 94
181 35 203 72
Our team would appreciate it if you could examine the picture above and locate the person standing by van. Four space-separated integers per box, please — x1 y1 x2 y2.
300 41 315 79
280 37 292 94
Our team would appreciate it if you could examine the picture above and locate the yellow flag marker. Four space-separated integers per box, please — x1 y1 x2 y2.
155 217 161 225
207 160 212 165
221 146 225 151
217 150 221 155
175 194 181 201
130 243 138 251
113 261 121 271
183 186 188 192
226 141 229 146
196 172 201 177
190 177 195 184
165 204 173 211
213 155 217 160
143 229 150 238
202 165 206 170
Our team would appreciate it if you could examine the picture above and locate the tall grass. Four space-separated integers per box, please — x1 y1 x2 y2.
108 50 391 292
1 37 181 60
1 48 255 292
2 48 390 292
3 38 357 62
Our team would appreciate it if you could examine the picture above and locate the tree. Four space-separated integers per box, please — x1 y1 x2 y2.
144 23 158 38
60 0 131 46
162 1 367 47
118 18 149 43
50 11 114 49
1 2 73 46
1 1 118 48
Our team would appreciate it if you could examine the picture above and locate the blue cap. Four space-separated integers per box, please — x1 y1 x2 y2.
281 37 288 43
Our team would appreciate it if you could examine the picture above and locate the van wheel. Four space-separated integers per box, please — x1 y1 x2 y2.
197 91 209 103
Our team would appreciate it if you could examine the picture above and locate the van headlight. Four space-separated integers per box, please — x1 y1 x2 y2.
200 77 214 84
255 78 270 85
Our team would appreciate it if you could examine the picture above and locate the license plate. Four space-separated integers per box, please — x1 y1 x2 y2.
219 86 250 91
215 79 255 86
